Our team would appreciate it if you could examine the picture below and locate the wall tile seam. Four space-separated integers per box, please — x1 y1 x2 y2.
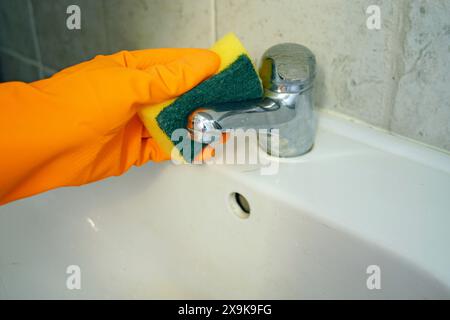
101 0 113 54
386 0 410 132
26 0 45 79
0 46 57 76
211 0 218 44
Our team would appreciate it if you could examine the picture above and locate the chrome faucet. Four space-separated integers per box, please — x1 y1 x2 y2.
187 43 316 157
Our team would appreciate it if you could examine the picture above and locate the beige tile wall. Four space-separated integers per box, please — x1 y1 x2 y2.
217 0 395 129
390 0 450 151
0 0 449 152
103 0 213 53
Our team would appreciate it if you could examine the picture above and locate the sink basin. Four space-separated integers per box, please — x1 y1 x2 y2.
0 111 449 299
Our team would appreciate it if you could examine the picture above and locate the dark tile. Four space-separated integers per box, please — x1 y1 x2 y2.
0 0 37 59
31 0 109 71
0 53 40 83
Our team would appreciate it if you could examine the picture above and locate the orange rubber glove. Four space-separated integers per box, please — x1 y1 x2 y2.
0 49 220 206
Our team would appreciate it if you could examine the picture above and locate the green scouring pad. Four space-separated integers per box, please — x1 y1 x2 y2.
138 33 263 162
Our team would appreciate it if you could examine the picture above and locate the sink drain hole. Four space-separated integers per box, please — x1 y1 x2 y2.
229 192 251 219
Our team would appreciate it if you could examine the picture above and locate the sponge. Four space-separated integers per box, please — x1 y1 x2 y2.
138 33 263 162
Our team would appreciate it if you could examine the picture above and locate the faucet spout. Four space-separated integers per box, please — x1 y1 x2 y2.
187 43 317 158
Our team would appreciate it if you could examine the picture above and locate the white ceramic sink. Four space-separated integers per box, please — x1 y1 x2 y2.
1 111 449 299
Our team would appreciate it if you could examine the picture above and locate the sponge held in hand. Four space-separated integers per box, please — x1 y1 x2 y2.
139 33 263 162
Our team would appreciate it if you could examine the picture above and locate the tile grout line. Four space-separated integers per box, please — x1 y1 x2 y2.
0 46 56 75
385 0 409 132
210 0 218 45
26 0 45 78
101 0 112 54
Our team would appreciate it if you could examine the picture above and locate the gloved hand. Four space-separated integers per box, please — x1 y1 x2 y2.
0 49 220 205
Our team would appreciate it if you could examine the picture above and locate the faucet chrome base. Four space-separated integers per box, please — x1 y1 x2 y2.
258 90 316 157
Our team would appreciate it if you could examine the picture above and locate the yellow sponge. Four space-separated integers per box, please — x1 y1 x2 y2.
139 33 263 162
